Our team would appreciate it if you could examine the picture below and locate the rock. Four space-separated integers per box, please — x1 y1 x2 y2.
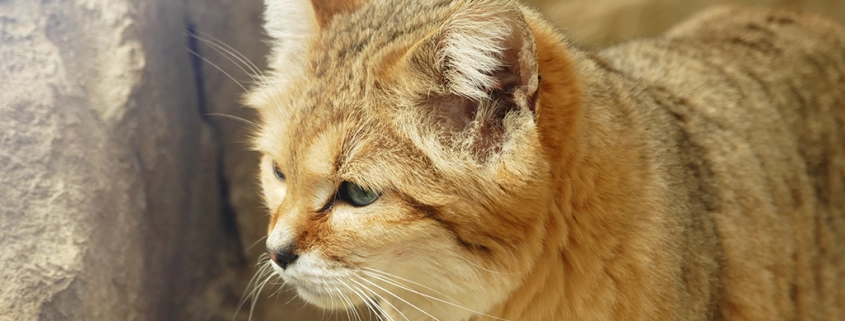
185 0 333 318
0 0 242 320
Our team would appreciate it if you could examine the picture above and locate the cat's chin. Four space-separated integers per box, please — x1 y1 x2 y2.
293 282 367 310
293 285 335 308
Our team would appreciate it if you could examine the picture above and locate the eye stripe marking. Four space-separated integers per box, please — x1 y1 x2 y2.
403 195 492 254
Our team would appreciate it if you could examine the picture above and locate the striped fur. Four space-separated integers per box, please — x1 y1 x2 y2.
247 1 845 320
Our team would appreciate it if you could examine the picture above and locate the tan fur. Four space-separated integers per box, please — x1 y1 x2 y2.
247 1 845 320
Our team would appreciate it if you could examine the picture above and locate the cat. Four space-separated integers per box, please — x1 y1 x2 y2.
244 0 845 320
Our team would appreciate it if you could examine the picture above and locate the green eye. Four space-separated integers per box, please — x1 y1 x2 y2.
340 181 379 207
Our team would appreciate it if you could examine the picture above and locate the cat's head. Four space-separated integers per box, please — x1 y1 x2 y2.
246 0 554 318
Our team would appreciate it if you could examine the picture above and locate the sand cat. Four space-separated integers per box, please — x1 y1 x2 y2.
244 0 845 320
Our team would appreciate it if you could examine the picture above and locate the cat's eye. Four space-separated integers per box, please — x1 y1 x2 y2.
339 181 379 207
272 161 285 180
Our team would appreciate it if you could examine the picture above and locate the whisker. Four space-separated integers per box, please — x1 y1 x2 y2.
320 289 328 321
184 31 290 124
347 284 373 321
284 286 300 305
362 268 455 301
359 273 435 320
205 112 261 130
356 277 440 321
331 286 341 321
342 279 386 321
218 139 260 148
268 280 290 299
186 30 265 78
193 36 261 85
248 268 276 321
235 259 273 320
325 285 337 321
184 30 274 101
362 271 510 321
186 47 249 93
343 286 365 321
333 285 356 321
328 285 350 321
350 277 404 321
334 285 352 321
245 235 268 251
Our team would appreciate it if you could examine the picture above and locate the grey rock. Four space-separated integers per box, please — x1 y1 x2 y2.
1 0 242 320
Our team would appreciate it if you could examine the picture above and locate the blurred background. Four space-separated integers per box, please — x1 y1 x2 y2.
1 0 843 320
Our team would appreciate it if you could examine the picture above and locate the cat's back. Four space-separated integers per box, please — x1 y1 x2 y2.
598 5 845 145
595 6 845 320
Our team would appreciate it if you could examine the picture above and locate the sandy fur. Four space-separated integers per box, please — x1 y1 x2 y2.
248 1 845 320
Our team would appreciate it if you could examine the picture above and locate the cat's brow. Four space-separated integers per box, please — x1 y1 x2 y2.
300 128 340 179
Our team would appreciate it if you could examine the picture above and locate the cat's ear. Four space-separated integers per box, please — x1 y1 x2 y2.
309 0 368 28
430 7 537 103
402 4 539 158
262 0 367 71
262 0 318 71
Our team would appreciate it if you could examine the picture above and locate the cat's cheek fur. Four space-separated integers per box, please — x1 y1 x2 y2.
356 230 508 321
268 187 518 319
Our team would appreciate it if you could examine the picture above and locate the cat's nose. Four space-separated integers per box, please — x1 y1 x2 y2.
267 244 299 269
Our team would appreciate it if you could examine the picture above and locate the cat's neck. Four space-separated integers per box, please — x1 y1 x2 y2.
480 18 582 320
484 14 682 321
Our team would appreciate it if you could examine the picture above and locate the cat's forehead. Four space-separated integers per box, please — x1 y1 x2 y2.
257 88 380 174
310 0 452 75
255 0 463 174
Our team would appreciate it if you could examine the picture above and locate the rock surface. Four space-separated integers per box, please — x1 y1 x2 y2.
0 0 242 320
2 0 844 320
185 0 328 319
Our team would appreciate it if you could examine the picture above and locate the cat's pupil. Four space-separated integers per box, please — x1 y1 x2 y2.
341 181 379 207
272 161 285 180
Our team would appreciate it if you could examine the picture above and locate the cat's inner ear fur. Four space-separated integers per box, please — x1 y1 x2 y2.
408 4 539 160
435 7 538 104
